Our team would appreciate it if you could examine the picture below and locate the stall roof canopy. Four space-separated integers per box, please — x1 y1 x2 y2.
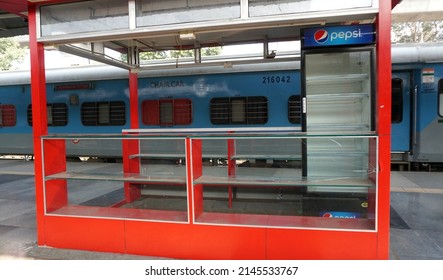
0 0 405 70
1 0 429 40
0 0 28 38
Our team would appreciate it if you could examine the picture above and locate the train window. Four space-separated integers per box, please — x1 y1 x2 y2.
210 96 268 125
439 79 443 117
98 103 111 125
210 98 230 125
47 104 53 125
247 96 268 124
231 98 246 123
391 78 403 124
159 101 174 125
0 105 16 127
81 101 126 126
142 99 192 126
288 95 302 124
173 99 192 125
27 103 68 126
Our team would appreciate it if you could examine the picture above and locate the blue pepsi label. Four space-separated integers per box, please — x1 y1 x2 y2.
303 24 375 48
320 211 361 219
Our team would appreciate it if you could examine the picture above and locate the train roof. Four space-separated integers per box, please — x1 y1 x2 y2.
392 42 443 64
0 60 300 86
2 43 443 86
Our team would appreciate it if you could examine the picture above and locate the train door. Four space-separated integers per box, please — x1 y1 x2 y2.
391 72 412 162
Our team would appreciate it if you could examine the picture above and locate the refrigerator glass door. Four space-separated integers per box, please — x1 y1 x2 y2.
305 50 373 191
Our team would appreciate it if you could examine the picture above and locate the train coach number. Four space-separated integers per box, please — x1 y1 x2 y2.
262 76 291 84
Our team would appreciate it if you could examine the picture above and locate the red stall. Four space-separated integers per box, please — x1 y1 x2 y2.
28 0 396 259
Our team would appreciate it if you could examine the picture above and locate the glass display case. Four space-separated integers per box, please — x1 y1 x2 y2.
41 132 377 231
42 135 189 222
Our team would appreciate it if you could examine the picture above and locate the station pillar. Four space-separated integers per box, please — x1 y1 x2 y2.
376 0 392 259
123 70 141 202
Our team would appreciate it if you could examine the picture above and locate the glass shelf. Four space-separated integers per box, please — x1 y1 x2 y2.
308 93 368 99
46 171 187 184
129 153 186 159
306 151 369 157
306 73 368 85
231 154 301 160
194 175 374 188
41 131 377 139
306 123 370 130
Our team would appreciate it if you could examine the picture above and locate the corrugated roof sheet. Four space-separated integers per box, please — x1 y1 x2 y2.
0 10 28 38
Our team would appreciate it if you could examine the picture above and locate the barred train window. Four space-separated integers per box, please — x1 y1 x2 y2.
439 79 443 117
142 99 192 126
210 96 268 125
391 78 403 124
27 103 68 126
0 104 16 127
288 95 301 124
81 101 126 126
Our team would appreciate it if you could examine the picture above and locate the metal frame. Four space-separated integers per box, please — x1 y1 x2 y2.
37 8 377 44
34 0 378 70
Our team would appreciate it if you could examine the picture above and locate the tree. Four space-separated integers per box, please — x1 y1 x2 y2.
0 37 26 71
392 21 443 43
139 50 168 60
170 49 193 58
201 47 222 56
169 47 223 58
122 47 223 63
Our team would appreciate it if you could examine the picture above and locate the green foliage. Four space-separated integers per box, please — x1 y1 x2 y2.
0 37 26 71
121 47 223 63
170 49 193 58
392 21 443 43
201 47 222 56
139 50 168 60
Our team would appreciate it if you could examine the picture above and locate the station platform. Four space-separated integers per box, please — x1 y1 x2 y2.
0 158 442 260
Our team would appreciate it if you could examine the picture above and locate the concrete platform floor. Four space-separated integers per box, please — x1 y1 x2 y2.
0 158 442 260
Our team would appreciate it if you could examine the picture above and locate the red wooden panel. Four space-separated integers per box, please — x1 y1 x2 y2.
196 213 374 230
129 72 139 129
48 205 188 221
190 139 203 219
125 221 266 259
267 228 378 259
142 100 159 125
122 138 141 202
227 138 236 208
45 180 67 212
45 216 125 254
29 4 48 246
43 139 66 175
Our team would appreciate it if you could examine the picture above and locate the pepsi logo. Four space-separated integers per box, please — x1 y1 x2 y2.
314 30 329 44
322 213 333 218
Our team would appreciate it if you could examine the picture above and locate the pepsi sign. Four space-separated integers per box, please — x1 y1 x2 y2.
303 24 375 48
314 29 329 44
320 211 361 219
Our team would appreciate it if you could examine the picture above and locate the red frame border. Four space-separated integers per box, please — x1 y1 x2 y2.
29 0 391 259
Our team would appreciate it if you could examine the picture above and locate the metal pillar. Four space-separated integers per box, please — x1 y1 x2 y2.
28 3 48 246
376 0 392 259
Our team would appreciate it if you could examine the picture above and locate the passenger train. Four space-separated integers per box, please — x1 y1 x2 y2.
0 42 442 169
